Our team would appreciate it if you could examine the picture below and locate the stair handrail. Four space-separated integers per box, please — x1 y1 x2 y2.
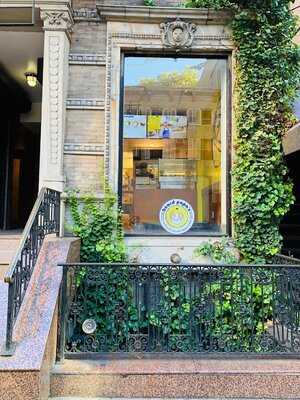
2 187 60 355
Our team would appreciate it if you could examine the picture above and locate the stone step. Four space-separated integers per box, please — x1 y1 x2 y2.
0 233 22 267
0 264 9 280
0 250 17 265
0 237 21 249
50 358 300 399
50 398 285 400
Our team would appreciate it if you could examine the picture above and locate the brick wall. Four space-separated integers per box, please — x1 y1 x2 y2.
68 66 106 99
65 110 105 144
71 23 107 53
65 8 107 194
64 155 104 192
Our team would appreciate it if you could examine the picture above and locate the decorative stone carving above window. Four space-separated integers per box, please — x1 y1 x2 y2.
160 18 197 49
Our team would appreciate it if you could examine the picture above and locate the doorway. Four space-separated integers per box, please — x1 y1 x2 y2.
0 66 40 230
0 30 43 231
0 120 40 230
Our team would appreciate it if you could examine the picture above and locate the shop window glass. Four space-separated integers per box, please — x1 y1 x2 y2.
122 56 227 235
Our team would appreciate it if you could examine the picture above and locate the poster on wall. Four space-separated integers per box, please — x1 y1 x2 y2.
161 116 187 139
123 115 147 138
147 116 187 139
147 116 161 138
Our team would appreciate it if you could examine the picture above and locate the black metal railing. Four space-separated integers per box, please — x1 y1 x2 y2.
58 260 300 360
2 187 60 355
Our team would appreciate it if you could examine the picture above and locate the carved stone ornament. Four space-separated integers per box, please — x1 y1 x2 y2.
160 18 197 49
41 10 73 34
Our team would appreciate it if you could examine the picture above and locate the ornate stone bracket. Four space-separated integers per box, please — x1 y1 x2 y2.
41 10 73 38
160 18 197 49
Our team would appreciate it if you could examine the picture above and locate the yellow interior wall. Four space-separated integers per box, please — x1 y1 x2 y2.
196 161 220 222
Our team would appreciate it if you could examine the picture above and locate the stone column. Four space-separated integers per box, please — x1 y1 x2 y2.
39 8 73 192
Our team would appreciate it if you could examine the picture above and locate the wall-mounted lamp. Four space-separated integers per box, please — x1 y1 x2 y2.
25 72 38 88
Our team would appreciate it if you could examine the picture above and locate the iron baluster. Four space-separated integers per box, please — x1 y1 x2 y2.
57 261 300 358
2 187 60 356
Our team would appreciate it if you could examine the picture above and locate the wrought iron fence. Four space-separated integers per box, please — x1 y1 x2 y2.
2 188 60 355
58 261 300 360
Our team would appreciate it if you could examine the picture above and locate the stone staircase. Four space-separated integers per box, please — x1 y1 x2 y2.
0 231 22 279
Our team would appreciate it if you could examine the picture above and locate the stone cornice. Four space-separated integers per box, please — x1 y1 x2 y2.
0 0 71 8
97 4 232 24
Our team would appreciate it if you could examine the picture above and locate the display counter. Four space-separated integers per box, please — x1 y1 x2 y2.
133 188 197 224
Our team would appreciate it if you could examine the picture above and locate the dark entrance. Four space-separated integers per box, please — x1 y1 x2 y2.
0 66 40 230
280 150 300 258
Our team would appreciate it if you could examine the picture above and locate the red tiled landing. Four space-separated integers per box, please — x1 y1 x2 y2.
50 357 300 399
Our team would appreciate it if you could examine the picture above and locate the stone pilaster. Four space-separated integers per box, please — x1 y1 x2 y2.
39 8 73 192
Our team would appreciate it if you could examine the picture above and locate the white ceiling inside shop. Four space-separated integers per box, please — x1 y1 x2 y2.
0 30 44 102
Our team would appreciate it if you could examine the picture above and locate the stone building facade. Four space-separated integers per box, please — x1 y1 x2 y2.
1 0 299 262
61 1 234 261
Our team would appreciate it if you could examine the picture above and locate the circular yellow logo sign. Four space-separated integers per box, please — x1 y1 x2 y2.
159 199 194 235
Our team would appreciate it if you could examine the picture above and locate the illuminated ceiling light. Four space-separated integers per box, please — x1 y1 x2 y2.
25 72 38 88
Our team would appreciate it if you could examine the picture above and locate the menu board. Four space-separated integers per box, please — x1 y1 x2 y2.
125 115 188 139
124 115 147 138
161 116 187 139
147 116 187 139
147 116 161 138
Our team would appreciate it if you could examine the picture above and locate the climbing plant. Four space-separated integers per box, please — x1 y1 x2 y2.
144 0 156 6
66 187 127 263
186 0 300 262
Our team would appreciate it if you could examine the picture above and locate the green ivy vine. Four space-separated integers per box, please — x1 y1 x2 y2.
144 0 156 6
186 0 300 262
66 187 126 262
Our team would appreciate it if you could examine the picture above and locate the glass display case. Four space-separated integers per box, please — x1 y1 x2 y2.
159 159 196 189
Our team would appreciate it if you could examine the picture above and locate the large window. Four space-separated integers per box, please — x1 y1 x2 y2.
121 56 227 235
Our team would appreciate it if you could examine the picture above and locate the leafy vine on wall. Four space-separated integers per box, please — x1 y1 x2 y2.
186 0 300 262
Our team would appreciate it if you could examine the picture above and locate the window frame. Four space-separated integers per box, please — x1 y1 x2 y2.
118 52 232 237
